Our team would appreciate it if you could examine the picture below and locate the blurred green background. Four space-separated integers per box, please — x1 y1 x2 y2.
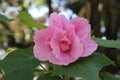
0 0 120 79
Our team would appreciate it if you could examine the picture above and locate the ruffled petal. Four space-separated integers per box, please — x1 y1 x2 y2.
49 12 67 30
81 39 98 57
70 18 91 40
33 28 54 61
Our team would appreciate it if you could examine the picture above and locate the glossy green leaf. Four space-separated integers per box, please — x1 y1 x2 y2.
37 73 62 80
0 14 13 22
100 72 120 80
0 47 40 80
52 52 113 80
19 11 47 29
94 38 120 49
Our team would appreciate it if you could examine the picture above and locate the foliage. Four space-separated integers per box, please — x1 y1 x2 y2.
37 73 62 80
100 72 120 80
0 45 116 80
0 47 40 80
0 29 12 35
53 52 113 80
0 14 13 22
94 38 120 50
0 38 118 80
19 11 47 29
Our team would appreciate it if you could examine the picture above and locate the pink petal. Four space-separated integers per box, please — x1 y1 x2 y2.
33 29 53 61
70 33 83 59
49 12 67 30
81 39 98 57
50 32 83 65
50 32 70 61
47 52 67 65
70 18 91 40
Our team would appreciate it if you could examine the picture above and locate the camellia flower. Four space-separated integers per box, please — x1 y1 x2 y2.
33 12 98 66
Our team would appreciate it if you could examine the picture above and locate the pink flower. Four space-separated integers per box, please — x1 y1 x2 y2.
33 12 98 66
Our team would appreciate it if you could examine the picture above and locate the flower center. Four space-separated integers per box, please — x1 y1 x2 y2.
60 41 71 53
63 31 66 35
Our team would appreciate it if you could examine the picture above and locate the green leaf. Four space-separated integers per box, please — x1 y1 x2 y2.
3 69 33 80
52 52 113 80
0 14 13 22
94 38 120 49
0 47 40 80
100 72 120 80
0 29 12 35
19 11 47 29
37 73 62 80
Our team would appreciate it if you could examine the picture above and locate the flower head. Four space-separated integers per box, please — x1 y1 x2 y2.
33 12 98 66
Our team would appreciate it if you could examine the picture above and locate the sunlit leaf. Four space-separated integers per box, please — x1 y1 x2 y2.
0 14 13 22
0 47 40 80
52 52 113 80
94 38 120 49
19 11 47 29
